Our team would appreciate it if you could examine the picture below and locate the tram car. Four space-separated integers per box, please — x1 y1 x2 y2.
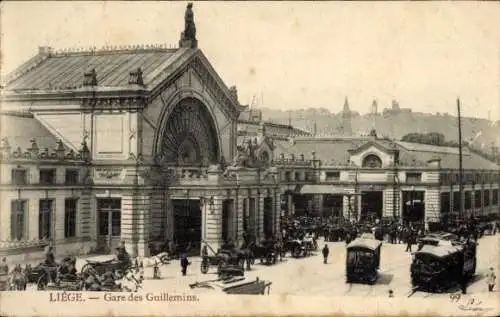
411 233 477 292
345 233 382 284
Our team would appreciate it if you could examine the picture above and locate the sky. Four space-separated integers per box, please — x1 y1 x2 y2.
1 1 499 120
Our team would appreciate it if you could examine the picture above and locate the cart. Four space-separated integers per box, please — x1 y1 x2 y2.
222 277 272 295
81 258 135 279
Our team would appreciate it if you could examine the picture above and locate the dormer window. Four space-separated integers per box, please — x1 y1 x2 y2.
362 155 382 168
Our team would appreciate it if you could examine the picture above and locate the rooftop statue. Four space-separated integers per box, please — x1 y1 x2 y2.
183 3 196 41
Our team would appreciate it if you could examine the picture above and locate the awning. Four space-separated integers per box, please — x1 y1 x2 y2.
299 185 348 195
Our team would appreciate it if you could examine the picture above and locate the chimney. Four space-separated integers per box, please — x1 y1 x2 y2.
129 68 144 86
83 69 98 86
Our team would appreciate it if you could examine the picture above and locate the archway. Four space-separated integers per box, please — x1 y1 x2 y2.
158 97 220 166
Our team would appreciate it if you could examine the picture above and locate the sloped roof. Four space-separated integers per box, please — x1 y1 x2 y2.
395 141 499 170
0 112 66 151
274 137 368 166
4 48 182 91
275 136 499 170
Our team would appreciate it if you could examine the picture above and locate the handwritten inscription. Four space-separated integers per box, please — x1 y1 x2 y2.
450 294 493 313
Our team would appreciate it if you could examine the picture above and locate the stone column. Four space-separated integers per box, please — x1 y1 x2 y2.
258 191 265 240
135 192 151 257
121 191 135 256
203 195 222 252
235 195 244 246
79 189 92 239
274 188 281 234
425 188 440 225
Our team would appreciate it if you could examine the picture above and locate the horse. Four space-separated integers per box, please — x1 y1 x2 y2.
9 264 27 291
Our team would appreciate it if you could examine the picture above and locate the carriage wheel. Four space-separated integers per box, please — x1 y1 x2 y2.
80 263 92 275
200 261 209 274
238 259 245 269
37 274 48 290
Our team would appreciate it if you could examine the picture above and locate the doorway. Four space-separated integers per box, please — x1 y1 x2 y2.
222 199 234 243
402 191 425 225
263 197 274 238
172 199 202 255
360 191 383 221
97 198 122 254
323 194 343 219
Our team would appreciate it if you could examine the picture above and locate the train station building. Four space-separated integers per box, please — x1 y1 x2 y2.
1 5 499 261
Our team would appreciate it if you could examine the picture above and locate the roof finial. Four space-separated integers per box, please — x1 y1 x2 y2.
179 2 198 49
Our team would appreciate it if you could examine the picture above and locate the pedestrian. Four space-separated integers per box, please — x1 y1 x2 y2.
388 289 394 298
180 253 190 276
0 257 8 275
486 267 496 292
405 232 412 252
322 244 329 264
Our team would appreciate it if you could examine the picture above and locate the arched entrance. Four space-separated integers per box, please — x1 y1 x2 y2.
158 97 220 166
156 97 221 255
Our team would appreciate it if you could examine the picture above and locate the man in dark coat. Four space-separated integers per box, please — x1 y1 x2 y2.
322 244 329 264
180 254 190 276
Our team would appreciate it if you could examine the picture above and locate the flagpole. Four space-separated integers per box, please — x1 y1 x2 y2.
457 98 464 220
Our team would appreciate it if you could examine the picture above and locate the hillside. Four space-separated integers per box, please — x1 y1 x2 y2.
259 107 500 152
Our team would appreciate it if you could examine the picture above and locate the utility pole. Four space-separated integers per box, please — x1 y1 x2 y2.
457 98 464 220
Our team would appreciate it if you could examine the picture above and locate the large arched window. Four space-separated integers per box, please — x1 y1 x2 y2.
159 97 219 166
362 154 382 168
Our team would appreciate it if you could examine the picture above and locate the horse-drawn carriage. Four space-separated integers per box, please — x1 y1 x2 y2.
200 243 246 278
345 234 382 284
246 239 280 265
411 233 477 292
81 257 135 279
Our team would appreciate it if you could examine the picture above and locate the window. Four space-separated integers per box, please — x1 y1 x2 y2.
440 192 450 213
10 200 27 240
39 199 53 239
362 155 382 168
39 169 56 185
484 190 490 207
97 198 121 237
493 189 499 206
464 191 472 210
304 172 309 181
474 190 482 208
64 199 77 238
11 169 27 185
65 169 79 185
295 172 301 181
406 172 422 183
284 171 291 181
325 171 340 181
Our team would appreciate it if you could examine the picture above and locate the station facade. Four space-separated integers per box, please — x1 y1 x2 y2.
1 6 499 261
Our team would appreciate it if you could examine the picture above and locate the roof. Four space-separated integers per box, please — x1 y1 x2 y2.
346 237 382 251
274 136 500 170
0 112 66 151
3 47 182 91
274 137 368 166
415 244 461 258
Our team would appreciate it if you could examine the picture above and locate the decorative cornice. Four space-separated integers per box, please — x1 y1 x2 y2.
0 138 85 162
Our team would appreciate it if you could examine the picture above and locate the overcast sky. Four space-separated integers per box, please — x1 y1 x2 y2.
1 1 499 120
